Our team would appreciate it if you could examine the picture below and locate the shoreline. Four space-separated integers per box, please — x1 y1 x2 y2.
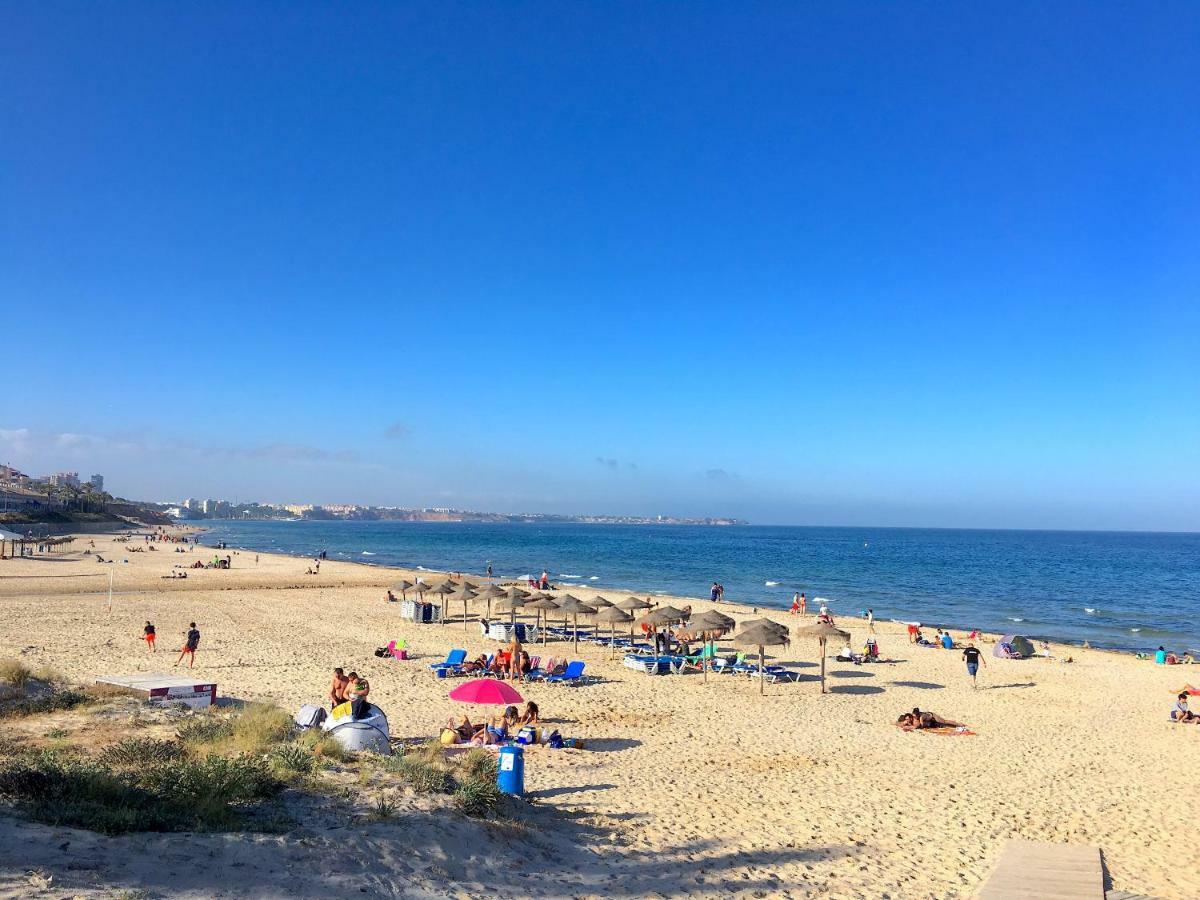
192 527 1153 659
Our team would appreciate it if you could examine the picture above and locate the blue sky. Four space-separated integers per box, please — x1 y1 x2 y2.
1 3 1197 530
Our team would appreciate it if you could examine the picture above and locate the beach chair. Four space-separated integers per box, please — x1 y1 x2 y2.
430 649 467 675
526 656 556 681
546 660 587 685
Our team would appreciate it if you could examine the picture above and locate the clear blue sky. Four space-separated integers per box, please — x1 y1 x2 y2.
2 3 1197 530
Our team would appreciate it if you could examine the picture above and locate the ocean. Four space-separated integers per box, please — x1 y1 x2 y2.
196 521 1200 653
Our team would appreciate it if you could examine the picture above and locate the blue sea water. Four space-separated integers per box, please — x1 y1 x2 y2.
197 521 1200 653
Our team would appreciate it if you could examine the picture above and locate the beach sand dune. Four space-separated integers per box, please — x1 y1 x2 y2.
1 533 1196 898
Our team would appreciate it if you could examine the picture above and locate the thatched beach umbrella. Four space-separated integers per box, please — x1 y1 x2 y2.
689 609 736 682
556 597 595 652
413 579 430 598
617 596 652 611
741 617 789 634
392 579 414 600
588 595 614 608
495 593 528 626
524 595 561 646
595 606 633 659
426 582 456 624
475 583 506 620
734 622 792 695
447 584 478 631
638 605 689 655
795 621 850 694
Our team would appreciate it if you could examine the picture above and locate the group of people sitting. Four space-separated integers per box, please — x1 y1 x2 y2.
896 707 964 731
328 667 373 719
836 637 882 664
444 701 541 746
1150 646 1195 665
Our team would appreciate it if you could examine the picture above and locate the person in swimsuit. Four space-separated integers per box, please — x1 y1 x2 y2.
329 667 350 709
143 621 156 653
175 622 200 668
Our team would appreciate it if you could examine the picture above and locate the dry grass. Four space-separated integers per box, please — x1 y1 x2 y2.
0 660 32 690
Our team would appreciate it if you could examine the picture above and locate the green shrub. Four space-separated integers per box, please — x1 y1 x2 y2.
0 689 90 720
227 704 293 753
453 776 501 816
458 748 498 783
391 756 453 794
0 747 283 834
176 715 233 746
100 738 186 768
269 743 317 775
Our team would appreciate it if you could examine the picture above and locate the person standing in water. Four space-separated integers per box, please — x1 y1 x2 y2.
962 643 985 688
791 593 801 615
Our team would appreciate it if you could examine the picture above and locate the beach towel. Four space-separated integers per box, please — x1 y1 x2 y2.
897 724 975 736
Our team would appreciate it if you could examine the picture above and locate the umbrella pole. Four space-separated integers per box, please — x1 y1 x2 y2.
573 613 578 653
758 643 764 695
820 637 827 694
702 630 708 684
463 600 468 631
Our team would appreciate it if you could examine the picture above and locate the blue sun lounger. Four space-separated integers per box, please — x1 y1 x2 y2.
430 649 467 676
545 660 587 684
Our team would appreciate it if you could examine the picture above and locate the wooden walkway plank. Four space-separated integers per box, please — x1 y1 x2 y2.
978 840 1104 900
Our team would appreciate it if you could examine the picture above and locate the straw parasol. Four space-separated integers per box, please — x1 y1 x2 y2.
495 593 528 626
391 579 414 600
618 596 652 611
556 597 595 652
588 595 614 608
475 583 506 620
741 617 789 634
594 605 633 658
689 609 736 682
734 622 792 695
447 584 477 631
426 582 456 624
638 606 689 656
795 621 850 694
524 595 561 646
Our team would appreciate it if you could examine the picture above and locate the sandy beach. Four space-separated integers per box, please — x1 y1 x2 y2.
1 528 1197 899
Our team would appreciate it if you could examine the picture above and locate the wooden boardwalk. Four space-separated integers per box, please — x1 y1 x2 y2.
978 840 1104 900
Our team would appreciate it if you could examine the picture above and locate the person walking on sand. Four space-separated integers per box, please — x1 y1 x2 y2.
143 621 156 653
962 643 985 688
867 608 875 634
176 622 200 668
791 593 800 615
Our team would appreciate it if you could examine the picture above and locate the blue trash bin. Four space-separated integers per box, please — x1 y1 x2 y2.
497 744 525 795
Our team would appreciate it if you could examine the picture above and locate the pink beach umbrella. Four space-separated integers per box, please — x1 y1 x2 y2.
448 678 524 706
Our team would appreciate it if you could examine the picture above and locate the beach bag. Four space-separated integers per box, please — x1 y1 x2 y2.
374 647 388 657
440 728 458 746
547 730 564 749
294 704 326 729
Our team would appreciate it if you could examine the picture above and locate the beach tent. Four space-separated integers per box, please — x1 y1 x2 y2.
994 635 1035 659
321 703 392 755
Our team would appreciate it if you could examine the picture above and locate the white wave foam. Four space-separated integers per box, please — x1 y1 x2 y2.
416 565 429 570
1130 627 1142 632
559 574 581 579
589 576 599 581
361 551 375 556
1083 607 1096 614
1008 617 1024 622
764 581 780 586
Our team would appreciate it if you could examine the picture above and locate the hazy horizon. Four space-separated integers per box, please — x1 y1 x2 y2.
3 5 1196 533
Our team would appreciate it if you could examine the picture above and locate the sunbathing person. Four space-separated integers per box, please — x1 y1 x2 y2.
460 654 489 673
897 707 964 731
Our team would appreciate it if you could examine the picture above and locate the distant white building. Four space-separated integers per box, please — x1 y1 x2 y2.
88 474 104 492
48 471 81 488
